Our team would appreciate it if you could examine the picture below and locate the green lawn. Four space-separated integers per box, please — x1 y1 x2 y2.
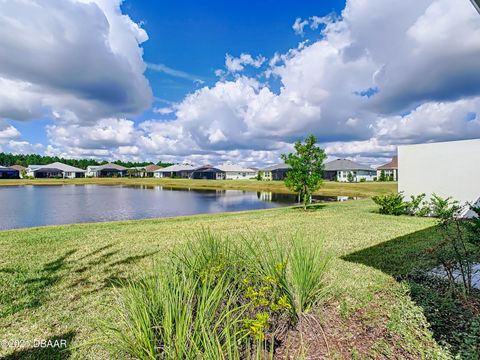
0 177 397 197
0 199 452 359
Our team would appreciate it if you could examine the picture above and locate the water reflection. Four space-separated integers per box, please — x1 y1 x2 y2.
0 185 359 230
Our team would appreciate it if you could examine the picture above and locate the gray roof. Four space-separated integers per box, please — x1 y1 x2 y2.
29 162 85 173
324 159 374 172
216 164 256 173
45 162 85 172
0 166 16 171
154 164 196 172
91 163 127 171
262 163 291 171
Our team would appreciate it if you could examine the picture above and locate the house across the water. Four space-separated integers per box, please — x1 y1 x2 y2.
323 159 376 182
0 166 20 179
376 156 398 181
259 164 290 181
190 164 257 180
144 164 163 177
10 165 26 177
86 163 127 177
154 164 196 178
191 165 226 180
26 162 85 178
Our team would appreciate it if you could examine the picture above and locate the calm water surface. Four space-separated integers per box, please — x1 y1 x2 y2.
0 185 353 230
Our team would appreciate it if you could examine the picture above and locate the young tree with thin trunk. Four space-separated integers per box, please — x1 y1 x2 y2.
281 135 326 210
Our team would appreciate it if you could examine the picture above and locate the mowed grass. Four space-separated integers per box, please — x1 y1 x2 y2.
0 177 397 197
0 200 448 359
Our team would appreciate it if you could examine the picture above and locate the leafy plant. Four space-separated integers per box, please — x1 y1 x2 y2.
379 170 387 182
372 193 407 216
99 231 330 359
405 193 430 216
347 172 355 183
429 194 461 220
465 205 480 246
281 134 327 210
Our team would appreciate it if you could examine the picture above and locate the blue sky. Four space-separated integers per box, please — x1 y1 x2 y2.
0 0 479 166
123 0 345 103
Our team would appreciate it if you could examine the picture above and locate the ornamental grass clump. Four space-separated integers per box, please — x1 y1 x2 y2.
99 231 330 359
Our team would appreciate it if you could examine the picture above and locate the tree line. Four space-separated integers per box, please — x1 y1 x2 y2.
0 152 173 169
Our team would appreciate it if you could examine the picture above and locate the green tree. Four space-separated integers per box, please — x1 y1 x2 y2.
281 134 326 210
379 170 387 182
347 172 355 183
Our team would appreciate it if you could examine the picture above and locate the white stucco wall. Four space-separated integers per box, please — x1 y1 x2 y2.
224 171 257 180
398 139 480 216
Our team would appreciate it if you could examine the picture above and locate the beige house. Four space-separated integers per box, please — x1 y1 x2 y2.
376 156 398 181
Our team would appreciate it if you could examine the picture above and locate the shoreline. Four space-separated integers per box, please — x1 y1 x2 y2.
0 178 397 197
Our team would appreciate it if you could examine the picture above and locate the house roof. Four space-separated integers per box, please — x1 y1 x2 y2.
10 165 26 171
91 163 127 171
29 162 85 173
324 159 374 172
145 164 163 172
262 163 291 171
0 166 17 171
376 156 398 170
216 164 256 172
46 162 85 172
154 164 196 172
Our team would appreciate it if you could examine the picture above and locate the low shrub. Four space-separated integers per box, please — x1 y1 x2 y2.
429 194 461 219
405 193 431 217
99 231 330 359
372 193 407 216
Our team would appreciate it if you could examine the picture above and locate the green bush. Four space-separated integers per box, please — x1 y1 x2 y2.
372 193 407 216
429 194 461 219
99 231 330 359
405 193 430 216
347 172 355 183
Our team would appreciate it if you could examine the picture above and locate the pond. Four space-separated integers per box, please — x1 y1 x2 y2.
0 185 355 230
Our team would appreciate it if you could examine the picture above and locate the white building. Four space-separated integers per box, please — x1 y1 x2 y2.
323 159 376 182
153 164 196 178
398 139 480 217
86 163 127 177
376 156 398 181
216 164 257 180
26 162 85 178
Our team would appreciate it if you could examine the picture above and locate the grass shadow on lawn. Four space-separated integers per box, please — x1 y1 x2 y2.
2 331 76 360
0 250 77 317
343 224 480 358
1 243 160 318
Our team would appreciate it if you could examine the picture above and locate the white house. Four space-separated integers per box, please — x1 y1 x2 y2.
323 159 376 182
398 139 480 217
153 164 196 178
216 164 257 180
86 163 127 177
26 162 85 178
376 156 398 181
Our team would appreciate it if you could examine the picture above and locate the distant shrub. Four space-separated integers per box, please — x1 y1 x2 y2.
359 178 366 183
378 170 387 182
347 172 355 183
372 193 407 216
